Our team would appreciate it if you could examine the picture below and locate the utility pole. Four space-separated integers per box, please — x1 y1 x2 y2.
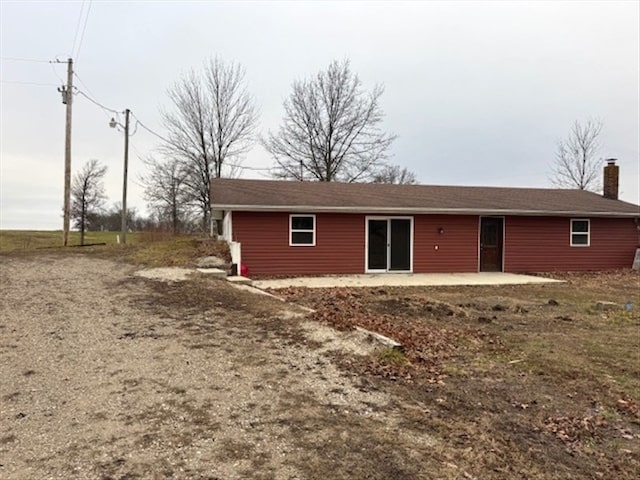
121 108 130 244
59 58 73 246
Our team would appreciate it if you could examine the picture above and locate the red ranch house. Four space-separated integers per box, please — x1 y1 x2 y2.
211 161 639 276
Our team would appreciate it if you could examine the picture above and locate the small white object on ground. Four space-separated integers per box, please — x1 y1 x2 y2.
196 268 227 278
134 267 193 282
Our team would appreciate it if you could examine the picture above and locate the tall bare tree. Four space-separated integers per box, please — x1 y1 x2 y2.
263 59 396 182
161 57 258 230
140 156 192 234
550 119 603 191
70 159 107 245
372 165 417 184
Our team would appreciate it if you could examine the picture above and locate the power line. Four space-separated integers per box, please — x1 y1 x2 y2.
74 86 138 138
74 1 92 64
75 88 121 115
71 87 272 173
0 56 63 86
130 142 145 161
1 80 59 87
49 60 66 85
73 72 112 119
0 56 51 64
73 72 96 99
228 163 274 172
70 1 86 58
130 112 172 144
128 112 273 171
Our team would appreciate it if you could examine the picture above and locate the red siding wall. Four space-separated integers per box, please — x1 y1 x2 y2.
231 211 639 275
413 215 479 272
504 216 639 272
231 212 365 276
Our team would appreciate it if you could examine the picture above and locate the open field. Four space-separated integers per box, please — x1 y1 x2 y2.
1 245 638 479
0 230 230 267
0 230 140 251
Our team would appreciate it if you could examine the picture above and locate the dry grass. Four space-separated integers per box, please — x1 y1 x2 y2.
125 235 230 267
0 230 230 268
0 230 140 251
281 271 640 479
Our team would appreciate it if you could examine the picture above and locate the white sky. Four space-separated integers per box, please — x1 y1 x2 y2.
1 0 638 230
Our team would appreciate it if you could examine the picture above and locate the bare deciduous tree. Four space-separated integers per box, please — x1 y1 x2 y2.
372 165 417 184
550 119 603 191
161 57 258 230
70 159 107 245
140 156 192 234
263 59 396 182
87 202 138 233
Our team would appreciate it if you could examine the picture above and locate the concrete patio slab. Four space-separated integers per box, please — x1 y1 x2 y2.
226 275 253 285
253 272 562 290
196 267 227 278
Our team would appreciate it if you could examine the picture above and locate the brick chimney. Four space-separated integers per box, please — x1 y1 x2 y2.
603 159 619 200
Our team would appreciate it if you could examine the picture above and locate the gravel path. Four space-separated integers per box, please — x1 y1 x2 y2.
0 255 433 479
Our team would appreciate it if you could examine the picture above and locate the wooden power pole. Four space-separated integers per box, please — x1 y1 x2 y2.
61 58 73 246
121 108 130 244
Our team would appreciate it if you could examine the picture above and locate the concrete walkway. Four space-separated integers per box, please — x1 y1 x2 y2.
253 272 562 290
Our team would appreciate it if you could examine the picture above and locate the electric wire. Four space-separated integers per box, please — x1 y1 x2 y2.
129 113 272 171
73 72 97 101
70 0 86 58
227 163 274 172
130 112 172 144
1 80 59 87
75 88 121 115
0 56 65 86
0 57 51 63
74 86 140 138
49 60 66 85
74 1 92 64
128 112 272 171
73 72 112 119
73 90 273 173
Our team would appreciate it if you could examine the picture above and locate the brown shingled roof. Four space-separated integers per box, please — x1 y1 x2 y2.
211 178 640 217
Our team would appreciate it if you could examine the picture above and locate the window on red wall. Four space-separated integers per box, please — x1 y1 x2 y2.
290 214 316 246
570 219 590 246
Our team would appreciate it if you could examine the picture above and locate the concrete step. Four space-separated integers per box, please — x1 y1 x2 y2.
226 275 252 286
196 268 227 278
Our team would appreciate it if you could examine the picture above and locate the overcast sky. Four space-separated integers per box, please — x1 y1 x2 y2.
1 0 638 230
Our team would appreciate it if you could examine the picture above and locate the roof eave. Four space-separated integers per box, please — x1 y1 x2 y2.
211 204 640 218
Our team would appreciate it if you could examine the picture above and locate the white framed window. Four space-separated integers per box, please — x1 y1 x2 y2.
570 219 590 247
290 214 316 246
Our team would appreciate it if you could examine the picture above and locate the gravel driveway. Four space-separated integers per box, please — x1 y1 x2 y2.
0 255 433 479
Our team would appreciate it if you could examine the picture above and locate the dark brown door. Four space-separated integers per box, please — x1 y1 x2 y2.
480 217 504 272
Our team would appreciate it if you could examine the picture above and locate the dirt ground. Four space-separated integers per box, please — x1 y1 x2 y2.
0 255 435 479
1 254 639 480
277 271 640 479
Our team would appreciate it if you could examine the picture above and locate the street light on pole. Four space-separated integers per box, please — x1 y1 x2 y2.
109 108 130 244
